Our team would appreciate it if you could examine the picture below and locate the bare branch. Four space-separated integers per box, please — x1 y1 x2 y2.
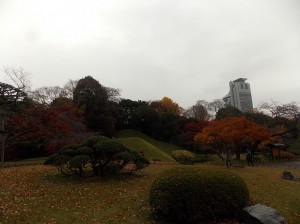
3 67 31 92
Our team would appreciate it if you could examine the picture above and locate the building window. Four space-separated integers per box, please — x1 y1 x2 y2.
241 84 244 89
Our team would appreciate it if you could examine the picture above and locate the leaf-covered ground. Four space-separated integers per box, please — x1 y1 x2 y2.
1 164 300 223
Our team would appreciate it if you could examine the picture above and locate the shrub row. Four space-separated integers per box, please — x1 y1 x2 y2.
172 150 212 164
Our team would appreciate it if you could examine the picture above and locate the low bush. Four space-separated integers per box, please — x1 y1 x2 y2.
171 150 195 164
45 135 150 177
149 167 249 223
192 154 213 163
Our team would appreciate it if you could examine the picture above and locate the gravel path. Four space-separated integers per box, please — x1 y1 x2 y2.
259 161 300 170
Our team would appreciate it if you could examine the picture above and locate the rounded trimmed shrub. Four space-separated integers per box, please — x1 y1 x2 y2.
171 150 196 164
45 136 150 177
149 167 249 223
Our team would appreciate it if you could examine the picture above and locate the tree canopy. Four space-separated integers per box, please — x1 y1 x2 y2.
150 97 183 116
194 116 271 159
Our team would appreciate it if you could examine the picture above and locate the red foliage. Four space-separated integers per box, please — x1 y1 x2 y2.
5 102 87 155
180 120 209 148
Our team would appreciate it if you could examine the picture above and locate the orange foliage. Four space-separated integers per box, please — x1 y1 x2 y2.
151 97 183 115
194 116 271 149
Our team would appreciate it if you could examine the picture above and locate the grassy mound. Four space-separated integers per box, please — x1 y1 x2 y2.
116 129 185 156
118 137 175 162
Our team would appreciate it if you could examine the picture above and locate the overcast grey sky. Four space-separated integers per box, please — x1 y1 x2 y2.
0 0 299 108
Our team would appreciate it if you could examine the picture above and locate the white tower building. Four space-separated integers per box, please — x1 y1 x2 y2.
223 78 253 112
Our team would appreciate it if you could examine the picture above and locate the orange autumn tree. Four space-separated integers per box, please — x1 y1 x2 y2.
194 116 271 159
150 97 183 116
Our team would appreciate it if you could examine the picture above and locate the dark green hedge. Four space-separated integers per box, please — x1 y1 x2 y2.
149 167 249 223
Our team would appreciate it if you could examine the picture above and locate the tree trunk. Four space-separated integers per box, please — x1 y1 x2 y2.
92 165 99 176
251 141 260 154
235 149 241 160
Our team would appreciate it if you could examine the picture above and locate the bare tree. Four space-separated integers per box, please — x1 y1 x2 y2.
29 86 63 105
61 79 78 99
259 101 300 138
185 100 212 121
208 99 225 115
4 67 31 92
29 79 79 104
104 86 121 102
185 99 225 121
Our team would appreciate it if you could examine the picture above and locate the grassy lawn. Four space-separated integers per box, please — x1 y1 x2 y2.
0 157 47 168
1 164 300 224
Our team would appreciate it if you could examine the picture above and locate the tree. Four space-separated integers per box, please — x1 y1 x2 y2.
73 76 114 135
117 99 148 129
105 86 121 102
158 112 179 143
177 120 209 150
215 106 242 120
1 67 30 164
185 100 211 121
194 116 271 160
150 97 183 116
244 110 273 127
29 86 63 105
259 101 299 139
50 97 73 107
0 82 27 108
185 99 225 120
132 105 160 136
45 136 150 177
5 102 87 159
61 79 78 99
208 99 225 117
3 67 31 92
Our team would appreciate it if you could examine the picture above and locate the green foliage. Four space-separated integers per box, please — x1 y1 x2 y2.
45 135 150 177
50 97 73 107
83 135 110 147
73 76 115 135
287 136 300 154
75 146 93 155
171 150 195 164
132 105 160 135
117 99 149 129
158 112 179 142
149 167 249 223
69 155 90 168
216 106 242 120
94 140 126 155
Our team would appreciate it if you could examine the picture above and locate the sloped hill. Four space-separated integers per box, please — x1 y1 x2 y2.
116 129 185 156
118 137 175 162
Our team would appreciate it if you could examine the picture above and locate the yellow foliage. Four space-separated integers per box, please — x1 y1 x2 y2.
151 96 183 115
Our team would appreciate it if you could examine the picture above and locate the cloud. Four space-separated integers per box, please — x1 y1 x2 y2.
0 0 299 108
